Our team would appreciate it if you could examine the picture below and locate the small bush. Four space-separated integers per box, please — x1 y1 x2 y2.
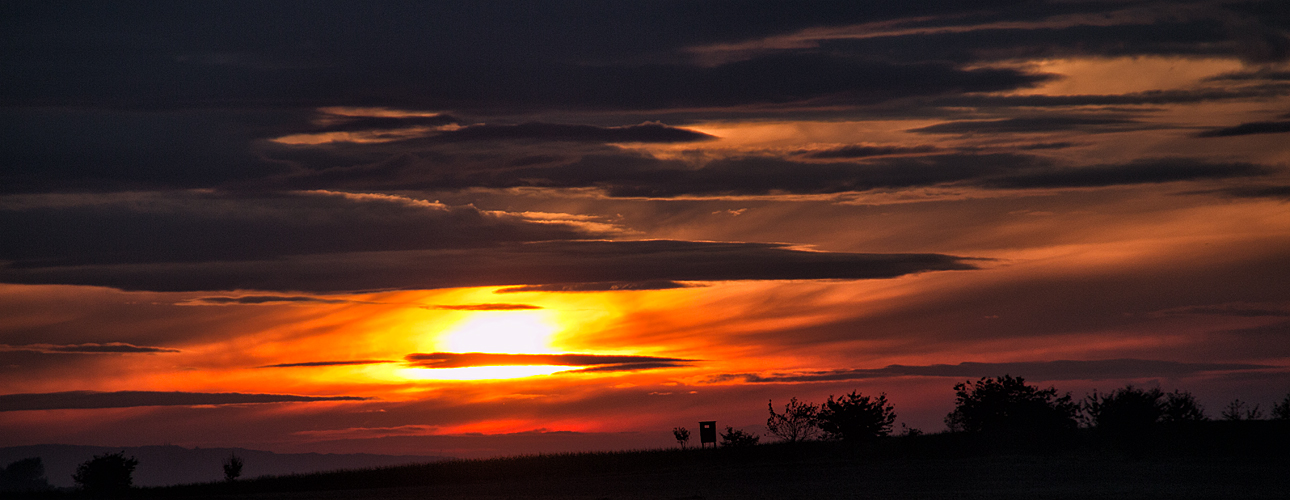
766 397 820 442
672 427 691 448
223 453 244 482
1161 390 1207 422
1 457 52 492
817 391 896 441
1083 385 1165 433
719 426 760 447
73 451 138 495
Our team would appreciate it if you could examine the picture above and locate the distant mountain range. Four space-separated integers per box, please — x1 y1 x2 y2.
0 444 447 488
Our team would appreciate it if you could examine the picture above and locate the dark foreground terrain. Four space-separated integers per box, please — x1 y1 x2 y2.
18 423 1290 499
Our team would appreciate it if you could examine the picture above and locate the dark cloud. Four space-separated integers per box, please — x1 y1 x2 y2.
1207 69 1290 81
430 122 715 143
260 360 395 368
907 116 1143 135
1197 120 1290 137
495 281 693 293
307 114 464 133
0 191 606 266
1196 184 1290 199
819 15 1288 65
573 153 1048 198
714 359 1276 384
191 295 352 305
1151 302 1290 317
1 343 180 354
930 86 1290 108
0 240 976 293
0 391 367 412
428 304 543 311
799 145 939 159
285 148 1273 198
569 362 695 373
0 108 300 194
1 3 1051 112
404 352 691 371
976 158 1271 189
1013 142 1081 150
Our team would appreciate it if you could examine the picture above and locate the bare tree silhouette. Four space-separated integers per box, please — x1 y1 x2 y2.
766 397 820 442
1222 399 1263 420
672 426 691 448
817 390 896 441
1273 393 1290 420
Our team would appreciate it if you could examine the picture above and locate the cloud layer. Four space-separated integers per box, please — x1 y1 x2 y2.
0 391 367 412
716 359 1277 384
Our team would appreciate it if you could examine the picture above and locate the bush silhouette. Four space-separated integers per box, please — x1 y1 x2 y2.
719 426 760 447
945 375 1077 441
816 390 896 441
1083 385 1165 433
223 453 244 482
0 457 52 492
766 397 820 442
73 451 138 495
1161 390 1207 422
672 426 691 448
1273 393 1290 420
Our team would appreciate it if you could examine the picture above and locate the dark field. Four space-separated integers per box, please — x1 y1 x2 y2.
83 423 1285 500
168 455 1287 500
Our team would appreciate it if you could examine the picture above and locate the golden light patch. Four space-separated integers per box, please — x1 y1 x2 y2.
1005 57 1245 96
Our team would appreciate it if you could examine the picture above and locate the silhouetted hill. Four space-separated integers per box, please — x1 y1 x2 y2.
0 444 446 487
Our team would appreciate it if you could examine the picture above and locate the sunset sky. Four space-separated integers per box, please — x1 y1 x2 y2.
3 1 1289 458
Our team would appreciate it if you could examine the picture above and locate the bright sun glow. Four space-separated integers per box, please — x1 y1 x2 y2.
395 310 571 381
436 311 561 354
397 365 577 381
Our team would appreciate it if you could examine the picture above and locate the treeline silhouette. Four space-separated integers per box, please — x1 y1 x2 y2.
749 375 1290 455
3 376 1288 498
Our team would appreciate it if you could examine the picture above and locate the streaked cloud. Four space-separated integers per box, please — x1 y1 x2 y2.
495 281 693 293
427 303 544 311
1197 120 1290 137
0 391 368 412
260 360 395 368
713 359 1278 384
0 240 976 292
405 352 692 371
1 343 180 354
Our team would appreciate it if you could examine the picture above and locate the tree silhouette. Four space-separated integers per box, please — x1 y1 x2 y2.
1082 385 1165 434
223 453 244 482
944 375 1077 439
672 426 691 448
1273 393 1290 420
766 397 820 442
1161 390 1207 422
72 451 138 495
0 457 52 492
719 426 760 447
1221 399 1262 420
816 390 896 441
